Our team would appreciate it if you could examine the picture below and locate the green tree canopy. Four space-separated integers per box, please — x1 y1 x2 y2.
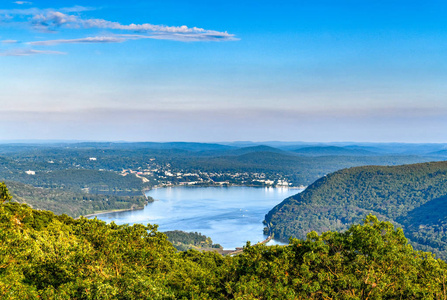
0 182 12 203
2 182 447 299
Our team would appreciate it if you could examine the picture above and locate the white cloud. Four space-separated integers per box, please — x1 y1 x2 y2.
0 48 66 56
30 11 236 40
0 5 237 56
1 7 237 41
31 11 82 31
13 1 32 5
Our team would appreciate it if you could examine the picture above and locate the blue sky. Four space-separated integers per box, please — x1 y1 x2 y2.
1 0 447 142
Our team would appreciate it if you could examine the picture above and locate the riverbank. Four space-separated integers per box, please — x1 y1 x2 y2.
90 186 300 250
80 206 145 219
223 233 275 256
80 183 303 220
79 196 155 219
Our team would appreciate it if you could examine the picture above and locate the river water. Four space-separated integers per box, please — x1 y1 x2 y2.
89 186 301 249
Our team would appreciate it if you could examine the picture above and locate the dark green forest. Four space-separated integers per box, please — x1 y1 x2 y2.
266 161 447 259
2 182 447 299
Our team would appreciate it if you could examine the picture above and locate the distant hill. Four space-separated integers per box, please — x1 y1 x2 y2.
223 145 287 156
292 146 376 156
343 145 388 153
430 150 447 156
69 142 236 152
266 160 447 258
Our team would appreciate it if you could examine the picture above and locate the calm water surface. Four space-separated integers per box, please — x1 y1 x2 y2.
90 186 301 249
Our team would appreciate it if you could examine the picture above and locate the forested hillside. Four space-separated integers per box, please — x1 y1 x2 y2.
5 181 147 218
266 161 447 258
2 182 447 299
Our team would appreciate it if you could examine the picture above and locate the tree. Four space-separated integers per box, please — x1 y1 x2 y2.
0 182 12 203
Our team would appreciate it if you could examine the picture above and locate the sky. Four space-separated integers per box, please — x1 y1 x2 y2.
1 0 447 142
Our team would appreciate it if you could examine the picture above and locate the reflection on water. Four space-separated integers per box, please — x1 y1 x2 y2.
90 186 302 249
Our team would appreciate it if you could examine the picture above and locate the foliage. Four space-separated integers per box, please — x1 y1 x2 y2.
1 195 447 299
5 181 147 218
164 230 222 251
266 161 447 258
0 182 11 203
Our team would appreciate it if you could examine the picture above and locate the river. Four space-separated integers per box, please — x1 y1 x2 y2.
89 186 302 249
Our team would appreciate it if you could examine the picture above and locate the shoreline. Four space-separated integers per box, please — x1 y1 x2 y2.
82 184 303 219
82 185 301 252
145 184 306 193
80 206 144 219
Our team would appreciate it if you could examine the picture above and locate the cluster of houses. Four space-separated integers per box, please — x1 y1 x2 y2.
120 165 294 188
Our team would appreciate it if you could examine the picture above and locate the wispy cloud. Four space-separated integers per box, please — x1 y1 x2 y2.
29 36 127 45
59 6 94 13
29 11 237 40
0 5 237 56
1 6 237 41
145 32 239 42
0 48 66 56
13 1 32 5
29 31 238 46
0 6 92 15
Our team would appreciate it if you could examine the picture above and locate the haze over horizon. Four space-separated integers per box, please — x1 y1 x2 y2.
2 1 447 143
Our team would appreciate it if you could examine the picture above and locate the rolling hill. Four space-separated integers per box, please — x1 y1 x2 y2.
292 146 377 156
266 160 447 258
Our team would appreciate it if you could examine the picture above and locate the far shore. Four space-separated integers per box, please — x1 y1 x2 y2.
146 183 306 191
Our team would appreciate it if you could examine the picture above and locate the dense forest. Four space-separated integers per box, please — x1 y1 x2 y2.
2 182 447 299
266 161 447 258
164 230 222 251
